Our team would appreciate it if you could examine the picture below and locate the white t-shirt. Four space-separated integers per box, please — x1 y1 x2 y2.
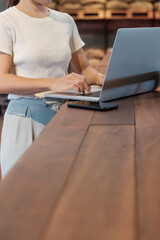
0 6 85 99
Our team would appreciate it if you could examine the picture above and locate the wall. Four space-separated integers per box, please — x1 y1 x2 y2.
0 0 6 12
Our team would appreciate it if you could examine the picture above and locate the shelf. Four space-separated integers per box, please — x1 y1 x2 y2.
58 9 105 19
58 8 154 20
106 10 154 19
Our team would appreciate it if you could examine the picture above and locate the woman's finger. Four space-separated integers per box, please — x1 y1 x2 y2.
75 81 85 93
72 85 81 93
82 80 91 93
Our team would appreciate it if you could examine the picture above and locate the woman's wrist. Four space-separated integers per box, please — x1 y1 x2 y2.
47 78 56 91
95 72 105 85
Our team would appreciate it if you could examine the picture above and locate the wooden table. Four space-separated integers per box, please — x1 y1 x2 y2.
0 90 160 240
0 53 160 239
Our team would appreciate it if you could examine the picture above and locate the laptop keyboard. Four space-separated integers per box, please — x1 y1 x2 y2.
55 90 101 97
80 91 101 97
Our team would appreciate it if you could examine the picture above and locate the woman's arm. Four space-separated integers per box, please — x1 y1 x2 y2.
70 48 105 85
0 52 91 95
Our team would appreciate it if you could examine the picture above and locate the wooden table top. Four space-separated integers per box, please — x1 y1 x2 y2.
0 53 160 240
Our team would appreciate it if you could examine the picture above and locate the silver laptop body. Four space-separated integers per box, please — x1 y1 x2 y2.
45 27 159 102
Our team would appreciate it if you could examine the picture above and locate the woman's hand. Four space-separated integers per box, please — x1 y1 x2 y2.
95 72 105 85
70 48 105 86
50 72 91 94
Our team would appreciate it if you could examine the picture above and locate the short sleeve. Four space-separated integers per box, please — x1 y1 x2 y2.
68 15 85 53
0 20 12 56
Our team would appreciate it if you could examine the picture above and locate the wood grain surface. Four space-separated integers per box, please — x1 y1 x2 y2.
0 104 94 240
42 125 136 240
135 91 160 240
92 97 134 125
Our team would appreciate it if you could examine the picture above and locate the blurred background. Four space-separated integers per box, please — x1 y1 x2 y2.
45 0 160 67
0 0 160 70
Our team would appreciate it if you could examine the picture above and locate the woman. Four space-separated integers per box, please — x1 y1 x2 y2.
0 0 104 178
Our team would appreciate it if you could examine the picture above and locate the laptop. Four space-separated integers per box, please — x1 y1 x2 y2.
44 27 160 102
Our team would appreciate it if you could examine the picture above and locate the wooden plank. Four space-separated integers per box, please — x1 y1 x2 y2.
135 91 160 240
92 97 134 125
0 116 3 180
106 10 153 19
42 125 136 240
79 9 105 19
59 9 105 20
0 104 94 240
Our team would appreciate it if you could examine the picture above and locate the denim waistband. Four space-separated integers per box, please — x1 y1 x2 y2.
10 97 65 105
6 97 65 125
